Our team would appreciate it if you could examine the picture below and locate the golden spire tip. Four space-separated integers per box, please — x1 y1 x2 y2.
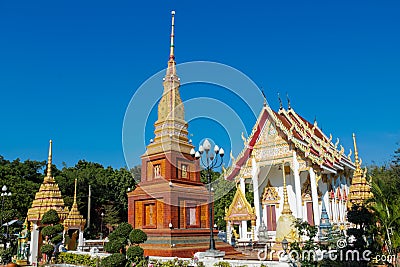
46 139 53 178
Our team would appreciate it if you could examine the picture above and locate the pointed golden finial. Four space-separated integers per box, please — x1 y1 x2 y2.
281 162 292 215
46 140 53 178
73 178 78 205
352 133 360 168
169 10 176 60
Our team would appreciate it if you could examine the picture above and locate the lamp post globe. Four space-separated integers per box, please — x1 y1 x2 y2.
191 139 224 252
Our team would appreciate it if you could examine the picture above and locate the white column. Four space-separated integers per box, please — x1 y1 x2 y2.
292 151 302 219
226 221 232 245
29 222 39 265
263 205 267 227
251 157 261 235
240 177 248 239
309 167 320 226
78 229 84 247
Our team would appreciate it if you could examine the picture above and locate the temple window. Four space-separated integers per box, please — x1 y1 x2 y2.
184 202 198 227
181 164 188 179
154 164 161 179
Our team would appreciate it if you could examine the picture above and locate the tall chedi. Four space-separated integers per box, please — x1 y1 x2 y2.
348 134 373 208
27 140 69 265
127 11 235 258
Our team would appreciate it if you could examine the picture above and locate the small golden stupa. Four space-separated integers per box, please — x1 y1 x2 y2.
347 134 373 208
64 178 86 230
275 163 297 242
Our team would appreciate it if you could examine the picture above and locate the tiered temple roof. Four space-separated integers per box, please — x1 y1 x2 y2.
225 103 355 180
27 140 69 222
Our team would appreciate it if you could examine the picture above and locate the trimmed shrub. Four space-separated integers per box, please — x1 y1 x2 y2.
41 209 60 225
109 222 133 241
129 229 147 244
104 237 125 253
126 245 144 261
100 253 126 267
40 244 54 257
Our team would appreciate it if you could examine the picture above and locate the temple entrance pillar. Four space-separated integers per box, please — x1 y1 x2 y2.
309 167 320 226
292 151 302 219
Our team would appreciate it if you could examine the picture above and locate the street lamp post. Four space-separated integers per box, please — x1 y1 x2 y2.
100 212 105 240
1 185 12 242
190 139 224 252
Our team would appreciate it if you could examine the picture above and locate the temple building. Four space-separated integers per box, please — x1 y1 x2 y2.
224 101 368 243
127 11 234 257
27 140 86 265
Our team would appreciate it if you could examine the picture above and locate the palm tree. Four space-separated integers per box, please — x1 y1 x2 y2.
368 167 400 256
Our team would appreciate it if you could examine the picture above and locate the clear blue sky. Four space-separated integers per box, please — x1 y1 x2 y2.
1 0 399 169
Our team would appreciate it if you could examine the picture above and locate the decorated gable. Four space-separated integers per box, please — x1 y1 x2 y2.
225 185 256 222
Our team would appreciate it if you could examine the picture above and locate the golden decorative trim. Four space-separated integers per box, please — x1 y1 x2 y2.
261 179 280 207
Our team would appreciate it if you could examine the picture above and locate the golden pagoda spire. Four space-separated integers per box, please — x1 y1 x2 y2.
281 163 292 215
73 178 78 205
45 140 53 181
348 133 372 208
147 10 192 155
353 133 360 169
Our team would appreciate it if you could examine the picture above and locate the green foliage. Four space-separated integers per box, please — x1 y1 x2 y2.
41 209 60 225
104 237 125 253
126 245 144 262
57 252 99 267
51 234 63 244
129 229 147 244
100 253 126 267
109 222 133 241
41 225 57 237
53 223 64 233
150 258 191 267
0 156 44 220
290 219 318 267
213 261 232 267
40 244 54 257
367 161 400 260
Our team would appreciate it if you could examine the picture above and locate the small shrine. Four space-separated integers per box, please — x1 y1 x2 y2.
63 179 86 250
26 140 69 265
224 185 256 244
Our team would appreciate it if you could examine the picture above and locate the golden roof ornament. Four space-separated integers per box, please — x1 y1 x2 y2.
347 133 373 208
27 140 69 223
